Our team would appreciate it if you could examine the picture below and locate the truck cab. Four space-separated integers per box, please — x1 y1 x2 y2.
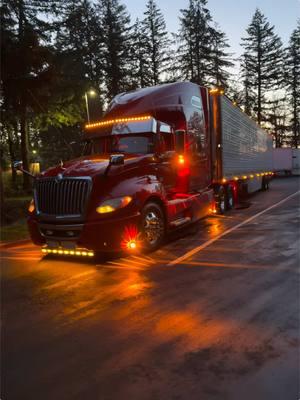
27 82 215 255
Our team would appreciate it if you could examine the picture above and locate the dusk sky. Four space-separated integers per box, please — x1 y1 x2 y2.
123 0 300 74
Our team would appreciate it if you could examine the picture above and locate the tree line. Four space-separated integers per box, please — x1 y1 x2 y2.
1 0 299 191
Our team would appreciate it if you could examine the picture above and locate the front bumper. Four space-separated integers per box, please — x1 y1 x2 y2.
28 212 141 252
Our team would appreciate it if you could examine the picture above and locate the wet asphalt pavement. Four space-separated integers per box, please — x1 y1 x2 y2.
1 177 300 400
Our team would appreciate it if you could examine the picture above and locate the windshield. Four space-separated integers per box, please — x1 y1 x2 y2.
82 134 154 156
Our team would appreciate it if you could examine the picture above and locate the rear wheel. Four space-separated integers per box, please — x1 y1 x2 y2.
140 202 165 251
215 186 226 214
226 186 235 210
262 177 269 191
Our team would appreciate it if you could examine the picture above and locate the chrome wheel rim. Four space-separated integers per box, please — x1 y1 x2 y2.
143 211 164 245
220 200 225 212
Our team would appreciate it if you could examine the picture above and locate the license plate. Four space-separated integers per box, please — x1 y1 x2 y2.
46 240 59 248
61 241 76 249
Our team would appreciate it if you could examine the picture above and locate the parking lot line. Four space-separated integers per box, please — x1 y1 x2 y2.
168 190 300 266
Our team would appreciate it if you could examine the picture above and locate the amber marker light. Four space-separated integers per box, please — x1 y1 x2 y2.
250 174 254 178
222 178 227 183
85 115 151 130
127 240 137 250
243 175 247 180
41 248 94 257
28 199 35 213
234 176 239 181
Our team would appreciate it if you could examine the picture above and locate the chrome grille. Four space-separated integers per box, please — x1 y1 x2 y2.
35 177 91 216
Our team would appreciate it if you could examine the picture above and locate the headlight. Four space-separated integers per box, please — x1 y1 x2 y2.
96 196 132 214
28 199 35 213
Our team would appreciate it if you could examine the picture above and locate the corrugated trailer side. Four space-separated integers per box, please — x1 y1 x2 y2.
220 96 273 179
209 92 273 205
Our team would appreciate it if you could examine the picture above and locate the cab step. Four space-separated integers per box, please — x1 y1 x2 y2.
170 216 191 228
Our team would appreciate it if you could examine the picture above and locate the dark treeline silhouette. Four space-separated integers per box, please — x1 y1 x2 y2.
1 0 299 192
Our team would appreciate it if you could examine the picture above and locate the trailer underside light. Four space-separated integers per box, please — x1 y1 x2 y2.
85 115 151 129
42 248 94 257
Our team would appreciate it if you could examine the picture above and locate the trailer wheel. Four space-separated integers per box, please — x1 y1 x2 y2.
140 202 165 251
262 177 269 191
216 186 226 214
226 186 235 210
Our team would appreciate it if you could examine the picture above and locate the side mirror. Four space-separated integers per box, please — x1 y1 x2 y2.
13 161 23 171
13 160 36 179
109 154 124 166
175 130 185 153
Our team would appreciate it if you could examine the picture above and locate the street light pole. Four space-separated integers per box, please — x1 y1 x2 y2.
85 90 96 124
85 92 90 123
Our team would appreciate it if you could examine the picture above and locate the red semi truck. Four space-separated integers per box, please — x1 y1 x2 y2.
23 82 273 256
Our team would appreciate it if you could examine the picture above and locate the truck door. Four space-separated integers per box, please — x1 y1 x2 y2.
186 97 210 192
155 123 177 195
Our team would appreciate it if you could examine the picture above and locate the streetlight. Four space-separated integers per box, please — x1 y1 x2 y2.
85 90 96 123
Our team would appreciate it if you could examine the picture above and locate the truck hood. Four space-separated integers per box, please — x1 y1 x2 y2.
39 155 137 178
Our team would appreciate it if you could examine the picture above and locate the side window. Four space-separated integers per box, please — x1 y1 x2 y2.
186 96 206 157
159 124 174 152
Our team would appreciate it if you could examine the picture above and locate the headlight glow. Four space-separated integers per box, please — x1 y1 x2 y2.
96 196 132 214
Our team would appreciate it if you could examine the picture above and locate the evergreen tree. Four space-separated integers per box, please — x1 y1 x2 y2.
142 0 169 85
54 0 104 119
129 18 150 88
241 9 284 125
286 21 300 148
177 0 212 85
95 0 131 98
266 97 289 147
1 0 62 190
209 25 234 89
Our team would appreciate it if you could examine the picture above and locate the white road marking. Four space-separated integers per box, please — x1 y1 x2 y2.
168 190 300 266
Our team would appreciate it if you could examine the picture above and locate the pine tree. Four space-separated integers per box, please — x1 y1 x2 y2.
209 25 234 89
286 21 300 148
129 18 150 88
241 9 284 125
266 97 289 147
54 0 104 118
1 0 62 190
142 0 169 85
95 0 131 98
177 0 212 85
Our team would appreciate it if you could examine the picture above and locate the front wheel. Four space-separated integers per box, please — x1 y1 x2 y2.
140 202 165 251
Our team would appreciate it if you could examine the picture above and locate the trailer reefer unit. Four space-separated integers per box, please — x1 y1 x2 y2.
24 82 273 256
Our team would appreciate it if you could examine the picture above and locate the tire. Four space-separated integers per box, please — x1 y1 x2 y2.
261 177 269 191
226 186 235 210
215 186 226 214
140 202 165 251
